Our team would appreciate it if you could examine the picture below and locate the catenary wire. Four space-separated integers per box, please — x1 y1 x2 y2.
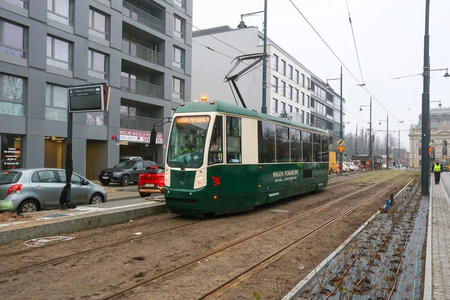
345 0 365 84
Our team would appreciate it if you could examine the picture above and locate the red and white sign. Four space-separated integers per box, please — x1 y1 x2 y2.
119 129 163 144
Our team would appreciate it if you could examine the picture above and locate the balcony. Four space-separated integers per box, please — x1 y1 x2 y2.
123 2 165 34
121 76 164 99
120 114 159 131
122 39 164 66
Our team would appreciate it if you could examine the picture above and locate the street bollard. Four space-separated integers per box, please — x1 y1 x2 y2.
386 199 390 211
390 194 394 206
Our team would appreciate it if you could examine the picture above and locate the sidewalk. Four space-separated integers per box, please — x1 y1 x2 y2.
424 178 450 299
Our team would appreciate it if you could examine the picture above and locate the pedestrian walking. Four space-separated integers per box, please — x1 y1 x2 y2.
432 160 442 184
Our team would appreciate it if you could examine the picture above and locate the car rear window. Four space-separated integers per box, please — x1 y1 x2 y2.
144 167 164 174
0 171 22 184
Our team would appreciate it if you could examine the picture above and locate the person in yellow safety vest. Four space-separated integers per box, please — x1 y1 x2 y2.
432 160 442 184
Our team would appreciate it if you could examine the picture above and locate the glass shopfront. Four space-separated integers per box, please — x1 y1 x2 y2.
0 134 23 170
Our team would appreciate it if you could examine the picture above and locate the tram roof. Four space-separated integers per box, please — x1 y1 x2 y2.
175 101 329 135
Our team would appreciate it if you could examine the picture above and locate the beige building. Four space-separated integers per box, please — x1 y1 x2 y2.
409 107 450 168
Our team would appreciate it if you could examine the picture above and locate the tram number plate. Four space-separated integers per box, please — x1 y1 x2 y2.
145 184 155 187
102 176 109 179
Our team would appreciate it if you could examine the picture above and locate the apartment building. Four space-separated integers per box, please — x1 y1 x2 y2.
191 25 344 144
0 0 192 178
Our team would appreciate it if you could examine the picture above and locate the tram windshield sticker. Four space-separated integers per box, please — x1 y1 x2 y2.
176 116 210 124
273 170 299 182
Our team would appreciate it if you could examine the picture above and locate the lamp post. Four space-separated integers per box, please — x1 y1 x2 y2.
379 114 389 168
327 66 343 176
359 97 373 169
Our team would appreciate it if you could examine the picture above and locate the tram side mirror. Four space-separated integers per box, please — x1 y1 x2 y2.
150 128 157 145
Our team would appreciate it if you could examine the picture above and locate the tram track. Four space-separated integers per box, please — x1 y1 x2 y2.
98 172 412 299
0 171 415 300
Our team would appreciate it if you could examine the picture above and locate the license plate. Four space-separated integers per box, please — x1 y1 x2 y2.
145 184 155 188
102 176 109 179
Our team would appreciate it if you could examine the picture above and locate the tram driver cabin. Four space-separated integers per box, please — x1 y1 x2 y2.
164 101 329 217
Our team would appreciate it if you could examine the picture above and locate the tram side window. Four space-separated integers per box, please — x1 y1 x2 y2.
322 135 329 162
302 131 312 162
208 116 223 165
313 133 321 162
258 121 275 163
290 129 302 162
276 125 290 162
226 116 242 163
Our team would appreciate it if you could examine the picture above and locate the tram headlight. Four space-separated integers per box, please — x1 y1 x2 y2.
194 169 207 189
165 168 170 187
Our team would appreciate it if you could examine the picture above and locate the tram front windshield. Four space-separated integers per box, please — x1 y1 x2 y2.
167 115 211 169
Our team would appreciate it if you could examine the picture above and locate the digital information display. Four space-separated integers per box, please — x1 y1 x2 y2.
175 116 210 124
69 84 110 113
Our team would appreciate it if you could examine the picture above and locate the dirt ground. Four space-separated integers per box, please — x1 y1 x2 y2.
0 171 416 300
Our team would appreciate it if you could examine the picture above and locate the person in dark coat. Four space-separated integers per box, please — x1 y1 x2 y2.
432 160 442 184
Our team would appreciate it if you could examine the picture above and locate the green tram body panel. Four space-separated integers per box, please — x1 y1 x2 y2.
165 162 328 216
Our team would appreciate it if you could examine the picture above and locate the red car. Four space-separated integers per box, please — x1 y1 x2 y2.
137 165 165 197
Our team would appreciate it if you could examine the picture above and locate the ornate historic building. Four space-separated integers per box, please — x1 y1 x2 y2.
409 107 450 168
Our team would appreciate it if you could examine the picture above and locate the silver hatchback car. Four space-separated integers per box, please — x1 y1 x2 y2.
0 168 107 214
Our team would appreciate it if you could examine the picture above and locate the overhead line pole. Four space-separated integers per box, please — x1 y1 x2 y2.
261 0 268 114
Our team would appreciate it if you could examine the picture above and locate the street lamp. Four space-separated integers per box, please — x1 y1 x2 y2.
359 97 373 169
327 66 343 176
237 1 268 114
379 114 389 168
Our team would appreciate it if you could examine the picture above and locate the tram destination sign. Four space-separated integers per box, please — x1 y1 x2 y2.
69 84 110 113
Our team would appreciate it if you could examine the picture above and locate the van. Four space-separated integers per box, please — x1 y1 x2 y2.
329 151 339 174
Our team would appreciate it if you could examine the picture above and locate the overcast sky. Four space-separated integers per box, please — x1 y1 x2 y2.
192 0 450 151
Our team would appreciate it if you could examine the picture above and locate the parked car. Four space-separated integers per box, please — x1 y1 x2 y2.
137 165 165 197
98 159 156 186
341 161 350 172
346 161 356 171
0 168 106 214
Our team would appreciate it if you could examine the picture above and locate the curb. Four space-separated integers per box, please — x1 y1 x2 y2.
0 203 168 245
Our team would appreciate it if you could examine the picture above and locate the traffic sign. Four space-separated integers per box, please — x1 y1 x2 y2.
338 145 345 153
429 146 433 153
338 139 344 146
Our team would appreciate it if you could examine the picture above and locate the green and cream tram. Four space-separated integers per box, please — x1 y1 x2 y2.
164 100 329 216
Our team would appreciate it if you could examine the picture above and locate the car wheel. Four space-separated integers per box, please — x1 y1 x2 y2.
100 181 110 186
139 192 150 198
17 200 39 214
90 193 104 205
120 175 130 186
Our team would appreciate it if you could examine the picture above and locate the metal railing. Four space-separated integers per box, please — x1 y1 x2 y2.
122 39 164 66
122 2 165 33
120 114 159 131
120 76 164 99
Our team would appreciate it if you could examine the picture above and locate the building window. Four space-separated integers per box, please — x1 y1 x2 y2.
301 92 305 106
0 133 23 170
45 84 67 121
173 46 184 69
295 107 299 113
4 0 26 8
47 0 72 26
46 36 71 70
287 85 292 100
0 20 25 58
173 15 185 39
86 112 104 125
172 77 184 99
89 8 108 40
272 76 278 93
307 95 310 107
301 110 305 123
272 54 278 71
88 49 107 79
0 74 25 116
174 0 184 8
288 65 293 80
288 104 293 113
294 88 299 103
280 60 286 75
301 74 305 87
280 101 286 113
272 98 278 115
280 81 286 96
294 70 299 83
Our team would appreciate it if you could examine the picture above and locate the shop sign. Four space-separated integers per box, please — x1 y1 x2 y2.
2 147 20 168
119 130 163 144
